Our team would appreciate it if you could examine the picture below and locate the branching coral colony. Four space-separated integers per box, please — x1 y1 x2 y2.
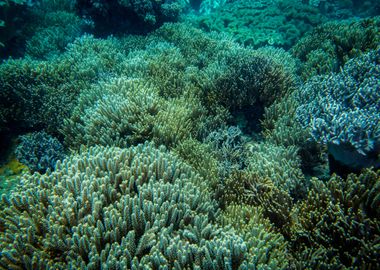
0 143 288 269
0 0 380 268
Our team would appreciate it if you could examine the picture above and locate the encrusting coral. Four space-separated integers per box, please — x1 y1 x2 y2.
1 142 276 269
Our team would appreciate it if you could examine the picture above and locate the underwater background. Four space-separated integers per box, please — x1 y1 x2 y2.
0 0 379 269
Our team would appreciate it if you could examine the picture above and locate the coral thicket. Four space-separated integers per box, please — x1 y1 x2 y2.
0 3 380 268
15 131 65 173
0 142 285 269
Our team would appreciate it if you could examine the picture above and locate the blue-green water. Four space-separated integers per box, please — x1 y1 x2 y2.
0 0 379 269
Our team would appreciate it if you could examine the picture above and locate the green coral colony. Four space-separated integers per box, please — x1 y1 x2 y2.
0 0 379 269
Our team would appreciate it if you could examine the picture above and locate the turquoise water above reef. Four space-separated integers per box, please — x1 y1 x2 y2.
0 0 379 269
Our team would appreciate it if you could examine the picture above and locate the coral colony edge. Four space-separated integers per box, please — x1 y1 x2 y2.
0 0 379 269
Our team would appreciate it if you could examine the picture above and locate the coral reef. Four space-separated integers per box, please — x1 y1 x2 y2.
292 16 380 79
260 83 329 179
295 48 380 170
0 34 127 135
76 0 190 35
61 78 162 149
0 0 29 57
261 91 308 148
192 0 325 48
204 126 248 179
0 57 81 133
262 48 380 175
22 0 87 60
173 138 220 189
218 169 294 235
290 169 380 269
0 4 379 268
15 131 65 173
1 0 86 59
117 0 188 25
319 0 380 18
0 142 282 269
151 95 206 147
25 11 85 59
117 23 297 135
124 41 189 98
198 43 297 132
201 46 295 111
219 204 290 269
199 0 228 14
62 77 206 150
245 142 306 199
59 23 298 150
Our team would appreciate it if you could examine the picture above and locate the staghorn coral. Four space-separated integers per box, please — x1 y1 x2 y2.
23 0 86 60
218 170 275 207
263 48 380 175
124 41 189 98
62 34 127 80
0 34 127 135
173 138 220 189
148 22 235 66
261 88 329 179
123 24 241 99
292 16 380 80
245 142 306 199
197 44 297 133
201 46 295 112
1 0 85 59
0 142 262 269
218 169 293 235
0 58 81 134
290 169 380 269
261 91 307 148
192 0 325 49
15 131 66 173
216 141 305 234
204 126 248 179
119 23 296 135
295 48 380 170
152 95 206 148
219 204 290 269
62 76 206 150
61 77 162 149
25 10 85 60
